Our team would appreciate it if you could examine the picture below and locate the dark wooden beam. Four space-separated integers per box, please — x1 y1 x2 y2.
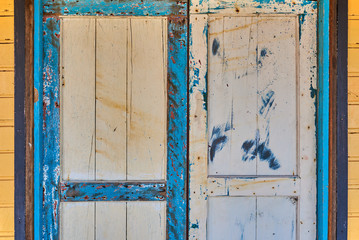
14 0 34 238
335 0 348 239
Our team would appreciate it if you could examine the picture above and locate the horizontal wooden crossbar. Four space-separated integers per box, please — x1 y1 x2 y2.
60 181 166 202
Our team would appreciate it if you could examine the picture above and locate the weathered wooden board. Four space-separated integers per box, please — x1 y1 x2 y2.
257 197 297 240
96 202 126 239
189 14 209 239
96 18 128 180
189 9 317 240
127 18 167 180
207 16 232 175
208 16 297 176
60 202 95 240
256 17 297 176
207 197 256 240
61 18 96 181
127 201 166 240
227 16 257 176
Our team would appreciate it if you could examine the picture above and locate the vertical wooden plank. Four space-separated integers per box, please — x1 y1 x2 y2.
257 17 297 175
60 202 95 240
96 18 127 180
96 202 126 240
127 18 167 180
228 16 257 175
208 16 232 175
61 18 96 181
189 14 208 240
257 197 297 240
207 197 256 240
127 201 166 240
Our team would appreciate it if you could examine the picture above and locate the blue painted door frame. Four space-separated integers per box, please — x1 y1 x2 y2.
34 1 187 239
34 0 330 239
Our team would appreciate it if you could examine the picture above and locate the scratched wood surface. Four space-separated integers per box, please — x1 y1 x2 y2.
127 202 166 240
60 202 95 240
96 18 128 180
207 197 256 240
96 202 126 239
61 18 96 181
189 8 317 240
127 18 167 181
208 16 297 176
61 17 167 181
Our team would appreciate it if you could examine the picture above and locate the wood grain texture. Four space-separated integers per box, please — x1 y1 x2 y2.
257 197 297 240
189 10 317 240
127 201 166 240
61 18 96 181
60 202 95 240
127 18 167 180
0 0 13 16
96 18 128 180
207 197 256 240
96 202 126 240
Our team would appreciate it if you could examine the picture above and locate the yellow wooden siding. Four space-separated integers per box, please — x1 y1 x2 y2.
0 0 14 239
349 0 359 239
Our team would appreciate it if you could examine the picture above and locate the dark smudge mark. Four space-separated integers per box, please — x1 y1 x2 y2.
260 48 268 57
241 140 257 161
241 141 280 170
212 38 220 56
209 123 230 162
259 90 275 117
257 143 280 170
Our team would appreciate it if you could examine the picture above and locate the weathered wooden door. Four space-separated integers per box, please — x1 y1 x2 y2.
39 1 187 239
189 1 317 239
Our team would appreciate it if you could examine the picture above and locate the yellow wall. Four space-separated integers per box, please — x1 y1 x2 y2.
0 0 14 239
348 0 359 238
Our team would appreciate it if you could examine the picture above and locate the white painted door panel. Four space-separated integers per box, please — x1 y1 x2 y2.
189 5 317 239
61 17 167 181
60 17 168 240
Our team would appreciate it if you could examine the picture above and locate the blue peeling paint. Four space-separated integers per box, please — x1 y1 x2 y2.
41 17 61 240
61 182 166 201
34 0 43 239
38 12 187 240
166 16 188 240
43 0 186 16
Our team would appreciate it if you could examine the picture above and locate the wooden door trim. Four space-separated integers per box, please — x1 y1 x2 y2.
34 5 188 239
332 0 348 238
14 0 34 239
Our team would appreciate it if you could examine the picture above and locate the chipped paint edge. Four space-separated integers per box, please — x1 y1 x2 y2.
42 0 187 16
166 15 188 240
61 182 167 201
